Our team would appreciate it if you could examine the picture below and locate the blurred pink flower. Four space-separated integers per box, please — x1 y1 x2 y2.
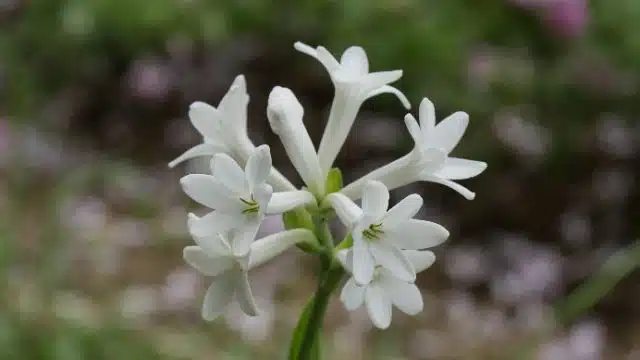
511 0 589 39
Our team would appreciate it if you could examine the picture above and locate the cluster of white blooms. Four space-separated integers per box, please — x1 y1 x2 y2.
170 41 486 328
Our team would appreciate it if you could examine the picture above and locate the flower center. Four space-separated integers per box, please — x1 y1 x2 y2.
240 196 260 215
362 223 384 241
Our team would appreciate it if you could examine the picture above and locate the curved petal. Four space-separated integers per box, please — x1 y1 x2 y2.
201 272 235 321
385 219 449 250
404 114 424 148
361 180 389 221
327 193 363 229
421 175 476 200
370 240 416 282
433 158 487 180
234 270 259 316
249 229 314 269
340 46 369 75
418 98 436 134
365 283 392 329
230 218 262 257
352 238 375 285
335 249 353 273
359 70 403 94
180 174 241 211
219 76 249 136
245 145 272 191
433 111 469 153
266 190 314 215
403 250 436 273
183 245 233 276
315 46 341 73
188 212 242 247
381 193 423 230
211 153 248 195
168 142 225 168
189 102 220 139
380 275 423 315
367 85 411 109
253 183 273 216
294 41 318 57
340 277 366 310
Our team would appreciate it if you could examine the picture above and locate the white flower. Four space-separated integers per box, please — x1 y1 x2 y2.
267 87 325 197
337 249 436 329
341 98 487 200
169 75 295 192
184 228 316 321
327 180 448 285
294 42 411 176
181 145 314 256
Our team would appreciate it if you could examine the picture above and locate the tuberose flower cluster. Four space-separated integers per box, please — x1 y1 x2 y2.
170 42 486 329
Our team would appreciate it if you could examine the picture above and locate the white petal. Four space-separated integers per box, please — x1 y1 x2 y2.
168 143 225 168
367 85 411 109
294 41 318 57
315 46 341 73
327 193 363 229
381 193 423 230
180 174 241 211
414 147 448 174
352 238 375 285
432 111 469 153
229 218 262 257
359 70 403 94
234 270 259 316
403 250 436 273
380 275 423 315
183 245 233 276
188 212 242 248
245 145 272 191
248 229 314 269
385 219 449 250
335 249 353 273
340 277 366 310
189 102 220 139
404 114 424 147
421 175 476 200
433 157 487 180
370 240 416 282
365 283 392 329
361 180 389 221
253 183 273 216
211 153 248 195
340 46 369 75
418 97 436 133
201 272 235 321
266 190 314 214
218 76 249 137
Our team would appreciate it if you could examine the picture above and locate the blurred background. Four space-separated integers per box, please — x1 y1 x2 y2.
1 0 639 359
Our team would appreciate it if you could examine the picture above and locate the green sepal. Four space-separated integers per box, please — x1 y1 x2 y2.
325 167 343 194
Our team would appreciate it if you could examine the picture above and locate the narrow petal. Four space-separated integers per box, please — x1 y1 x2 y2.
245 145 272 192
403 250 436 273
421 175 476 200
180 174 240 211
293 41 318 57
188 212 242 247
168 143 225 168
335 249 353 273
433 157 487 180
189 102 221 139
211 153 248 195
327 193 363 229
315 46 341 73
361 180 389 221
359 70 403 94
266 190 314 215
253 183 273 217
352 238 375 285
381 193 423 230
370 240 416 282
183 246 233 276
365 283 392 329
219 76 249 137
418 98 436 134
248 229 315 269
380 274 423 315
340 46 369 75
201 272 235 321
230 218 262 257
340 277 366 310
234 270 259 316
385 219 449 250
367 85 411 109
404 114 424 147
432 112 469 153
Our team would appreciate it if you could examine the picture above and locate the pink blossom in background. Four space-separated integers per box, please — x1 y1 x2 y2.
510 0 589 39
